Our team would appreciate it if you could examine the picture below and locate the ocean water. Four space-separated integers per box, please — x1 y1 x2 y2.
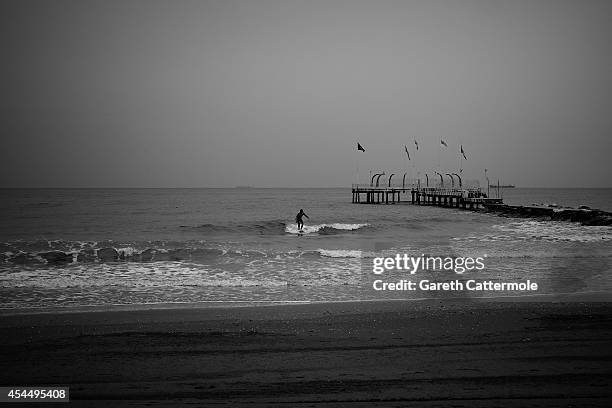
0 188 611 311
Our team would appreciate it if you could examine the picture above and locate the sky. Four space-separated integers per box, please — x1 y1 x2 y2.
1 0 611 188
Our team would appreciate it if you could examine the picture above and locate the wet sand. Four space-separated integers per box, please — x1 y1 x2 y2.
1 300 611 407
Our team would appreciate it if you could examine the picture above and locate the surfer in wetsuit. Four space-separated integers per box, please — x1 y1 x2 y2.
296 209 309 230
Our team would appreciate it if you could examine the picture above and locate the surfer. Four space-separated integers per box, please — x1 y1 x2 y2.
295 209 309 231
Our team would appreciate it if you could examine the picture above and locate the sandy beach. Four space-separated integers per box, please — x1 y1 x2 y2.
1 300 611 407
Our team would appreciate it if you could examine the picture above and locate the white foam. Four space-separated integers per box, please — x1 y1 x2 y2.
116 247 139 257
77 241 98 249
492 221 612 243
317 249 362 258
285 223 369 235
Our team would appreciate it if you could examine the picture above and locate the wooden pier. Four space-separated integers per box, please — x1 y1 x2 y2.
351 184 503 209
350 183 612 225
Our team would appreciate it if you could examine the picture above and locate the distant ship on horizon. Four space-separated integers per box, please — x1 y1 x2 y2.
498 184 515 188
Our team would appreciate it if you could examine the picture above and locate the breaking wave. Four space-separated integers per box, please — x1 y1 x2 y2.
285 223 370 235
0 245 227 266
0 240 371 267
183 220 287 235
182 221 371 236
317 249 365 258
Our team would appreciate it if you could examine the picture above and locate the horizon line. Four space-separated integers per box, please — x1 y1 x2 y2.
2 186 612 190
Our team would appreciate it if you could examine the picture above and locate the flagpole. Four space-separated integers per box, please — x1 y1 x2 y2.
403 149 407 189
457 135 460 175
355 153 359 185
356 143 367 186
457 146 461 175
412 146 415 189
414 139 419 189
437 140 441 174
407 146 412 188
401 145 409 190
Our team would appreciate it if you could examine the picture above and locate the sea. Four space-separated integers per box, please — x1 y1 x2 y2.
1 188 611 312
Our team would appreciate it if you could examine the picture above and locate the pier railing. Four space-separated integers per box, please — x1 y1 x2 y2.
352 179 481 190
351 184 482 194
351 183 418 190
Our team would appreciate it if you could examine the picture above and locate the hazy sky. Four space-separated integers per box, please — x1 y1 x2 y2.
1 0 611 187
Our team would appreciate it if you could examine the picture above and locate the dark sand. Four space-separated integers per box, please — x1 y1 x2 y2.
1 300 611 407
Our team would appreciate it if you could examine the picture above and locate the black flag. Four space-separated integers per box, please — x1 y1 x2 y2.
357 143 365 152
404 145 410 160
461 145 467 160
414 139 419 150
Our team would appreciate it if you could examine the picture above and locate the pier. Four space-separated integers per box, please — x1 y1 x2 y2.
351 184 502 209
351 183 612 226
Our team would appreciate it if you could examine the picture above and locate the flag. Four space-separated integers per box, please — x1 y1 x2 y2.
404 145 410 160
357 142 365 152
414 139 419 150
461 145 467 160
441 139 448 147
